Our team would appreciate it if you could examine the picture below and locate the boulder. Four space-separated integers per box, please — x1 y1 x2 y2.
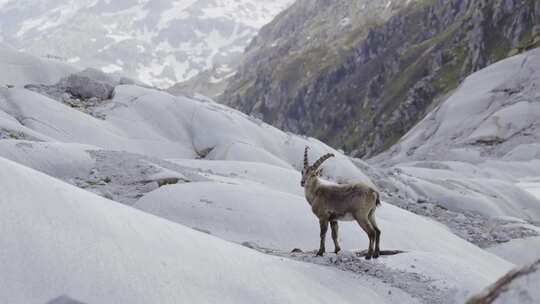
59 68 116 100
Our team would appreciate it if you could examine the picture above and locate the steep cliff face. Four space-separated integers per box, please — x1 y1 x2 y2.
221 0 540 158
372 47 540 165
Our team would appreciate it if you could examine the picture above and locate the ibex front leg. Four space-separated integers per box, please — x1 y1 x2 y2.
317 219 328 256
330 220 341 253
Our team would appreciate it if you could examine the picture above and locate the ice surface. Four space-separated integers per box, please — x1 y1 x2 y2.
1 47 538 303
0 157 403 304
0 83 374 186
487 237 540 266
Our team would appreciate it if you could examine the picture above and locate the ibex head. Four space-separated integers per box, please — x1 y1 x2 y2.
300 146 335 187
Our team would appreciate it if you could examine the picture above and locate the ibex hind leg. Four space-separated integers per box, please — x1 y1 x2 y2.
355 215 375 260
330 221 341 254
368 208 381 258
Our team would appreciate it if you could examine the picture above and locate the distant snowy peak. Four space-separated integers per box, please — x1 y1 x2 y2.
0 0 293 88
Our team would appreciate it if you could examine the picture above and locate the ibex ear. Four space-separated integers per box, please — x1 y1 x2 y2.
316 168 323 177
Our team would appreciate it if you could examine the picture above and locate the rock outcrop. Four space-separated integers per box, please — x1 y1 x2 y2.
24 68 134 118
60 69 115 100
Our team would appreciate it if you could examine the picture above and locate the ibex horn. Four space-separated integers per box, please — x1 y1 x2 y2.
311 153 335 170
303 146 310 169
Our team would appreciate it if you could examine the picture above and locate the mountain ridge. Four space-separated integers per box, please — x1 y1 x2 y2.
221 0 540 158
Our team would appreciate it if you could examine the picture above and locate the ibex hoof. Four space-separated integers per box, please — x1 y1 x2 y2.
334 247 341 254
316 250 325 257
365 255 372 260
373 252 380 259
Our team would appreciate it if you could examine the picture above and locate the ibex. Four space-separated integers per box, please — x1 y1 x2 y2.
301 147 381 259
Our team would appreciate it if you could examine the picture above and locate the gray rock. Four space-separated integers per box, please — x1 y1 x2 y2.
60 71 114 100
46 295 86 304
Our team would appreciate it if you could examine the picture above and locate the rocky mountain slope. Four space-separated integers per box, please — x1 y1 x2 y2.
0 0 292 88
374 47 540 165
166 63 232 99
221 0 540 158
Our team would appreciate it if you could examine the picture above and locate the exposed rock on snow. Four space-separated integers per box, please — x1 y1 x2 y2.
24 68 139 118
0 128 41 141
79 150 208 205
60 72 114 100
266 250 462 304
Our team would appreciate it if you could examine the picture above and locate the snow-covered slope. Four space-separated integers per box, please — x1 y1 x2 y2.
0 0 293 88
0 140 97 178
0 156 412 304
0 84 373 185
0 48 534 303
519 180 540 200
134 177 512 269
0 118 513 304
0 47 77 86
487 236 540 266
133 161 515 271
387 161 540 221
